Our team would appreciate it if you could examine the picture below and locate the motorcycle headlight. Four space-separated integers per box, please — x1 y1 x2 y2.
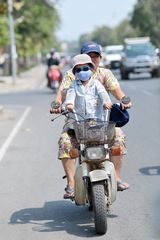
85 146 106 161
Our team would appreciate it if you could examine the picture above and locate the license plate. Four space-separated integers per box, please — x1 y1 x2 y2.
134 68 150 73
51 81 59 88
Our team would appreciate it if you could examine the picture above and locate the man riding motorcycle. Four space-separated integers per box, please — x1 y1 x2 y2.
50 42 132 199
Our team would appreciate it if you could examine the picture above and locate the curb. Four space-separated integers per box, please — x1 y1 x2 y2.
0 64 47 93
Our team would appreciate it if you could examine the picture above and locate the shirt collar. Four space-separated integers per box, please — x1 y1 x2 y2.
76 80 83 85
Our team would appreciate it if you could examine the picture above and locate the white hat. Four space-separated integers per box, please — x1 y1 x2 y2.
72 54 94 73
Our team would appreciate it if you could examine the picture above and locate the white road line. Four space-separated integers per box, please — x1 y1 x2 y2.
0 106 31 162
142 89 153 96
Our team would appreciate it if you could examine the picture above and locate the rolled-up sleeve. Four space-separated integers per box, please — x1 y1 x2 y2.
101 68 119 92
60 69 74 91
95 80 111 105
64 82 76 105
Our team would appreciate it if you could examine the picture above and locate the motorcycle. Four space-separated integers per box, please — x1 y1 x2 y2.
73 110 117 235
51 102 121 235
47 65 62 93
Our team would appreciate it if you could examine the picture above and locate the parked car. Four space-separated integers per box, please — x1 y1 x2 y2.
104 45 123 69
120 37 160 79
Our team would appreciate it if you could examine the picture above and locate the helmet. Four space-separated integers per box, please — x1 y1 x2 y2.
80 41 102 56
50 48 55 55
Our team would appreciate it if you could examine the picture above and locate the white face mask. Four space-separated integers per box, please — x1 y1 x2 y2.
75 69 92 81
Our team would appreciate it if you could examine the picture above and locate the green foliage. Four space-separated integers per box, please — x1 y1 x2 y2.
0 0 61 58
0 17 9 48
79 26 113 47
14 0 61 57
78 0 160 48
115 20 139 43
78 21 138 47
0 3 7 15
131 0 160 46
91 26 111 47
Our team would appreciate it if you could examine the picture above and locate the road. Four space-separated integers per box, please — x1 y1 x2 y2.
0 72 160 240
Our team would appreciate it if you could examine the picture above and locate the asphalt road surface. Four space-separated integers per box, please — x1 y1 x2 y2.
0 72 160 240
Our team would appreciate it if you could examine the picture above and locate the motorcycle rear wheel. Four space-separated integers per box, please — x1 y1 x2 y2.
92 182 107 235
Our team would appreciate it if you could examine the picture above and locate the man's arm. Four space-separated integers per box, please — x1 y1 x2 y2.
110 86 132 109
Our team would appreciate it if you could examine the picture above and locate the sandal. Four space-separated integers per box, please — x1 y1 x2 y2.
63 186 75 199
117 180 129 191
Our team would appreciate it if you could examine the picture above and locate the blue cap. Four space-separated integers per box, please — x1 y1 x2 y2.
80 41 102 56
109 104 129 127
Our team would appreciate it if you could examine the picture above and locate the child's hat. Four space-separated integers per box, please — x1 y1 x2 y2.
72 54 94 73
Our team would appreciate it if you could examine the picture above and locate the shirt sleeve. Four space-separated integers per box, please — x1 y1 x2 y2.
99 68 120 92
60 69 75 91
95 80 111 105
63 82 76 106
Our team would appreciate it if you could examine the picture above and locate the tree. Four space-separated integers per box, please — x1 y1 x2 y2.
13 0 61 57
115 19 138 44
0 17 9 49
131 0 160 46
0 0 61 59
78 26 112 48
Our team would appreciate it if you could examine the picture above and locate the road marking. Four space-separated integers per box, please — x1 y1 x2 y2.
0 106 31 162
142 89 153 96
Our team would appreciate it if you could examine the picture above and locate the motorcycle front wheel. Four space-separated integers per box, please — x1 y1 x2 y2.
92 182 107 235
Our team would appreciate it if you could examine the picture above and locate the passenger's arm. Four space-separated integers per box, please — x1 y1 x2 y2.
50 69 73 113
96 80 112 106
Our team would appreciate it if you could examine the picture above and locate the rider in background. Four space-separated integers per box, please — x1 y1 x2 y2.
47 48 60 67
46 48 62 86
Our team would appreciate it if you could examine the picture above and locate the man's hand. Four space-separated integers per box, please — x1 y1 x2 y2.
121 102 132 110
121 96 132 109
50 107 61 114
50 101 61 114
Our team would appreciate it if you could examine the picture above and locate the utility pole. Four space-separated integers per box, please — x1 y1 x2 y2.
8 0 17 84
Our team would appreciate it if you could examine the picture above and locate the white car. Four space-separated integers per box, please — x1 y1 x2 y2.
120 37 160 79
104 45 123 69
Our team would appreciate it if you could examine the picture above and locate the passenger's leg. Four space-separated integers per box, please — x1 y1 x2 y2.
111 155 123 182
58 129 78 198
111 128 129 190
61 158 75 189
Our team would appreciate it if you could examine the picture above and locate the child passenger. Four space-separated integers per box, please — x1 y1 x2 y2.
64 54 112 119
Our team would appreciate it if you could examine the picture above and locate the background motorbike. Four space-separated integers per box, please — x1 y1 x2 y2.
47 65 62 93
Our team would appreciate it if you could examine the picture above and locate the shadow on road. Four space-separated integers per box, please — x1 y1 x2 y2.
9 200 118 237
139 165 160 176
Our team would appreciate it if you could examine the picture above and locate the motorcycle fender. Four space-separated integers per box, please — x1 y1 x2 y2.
89 169 109 182
51 80 59 89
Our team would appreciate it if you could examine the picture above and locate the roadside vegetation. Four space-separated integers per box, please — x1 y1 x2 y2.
0 0 60 73
79 0 160 48
0 0 160 73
